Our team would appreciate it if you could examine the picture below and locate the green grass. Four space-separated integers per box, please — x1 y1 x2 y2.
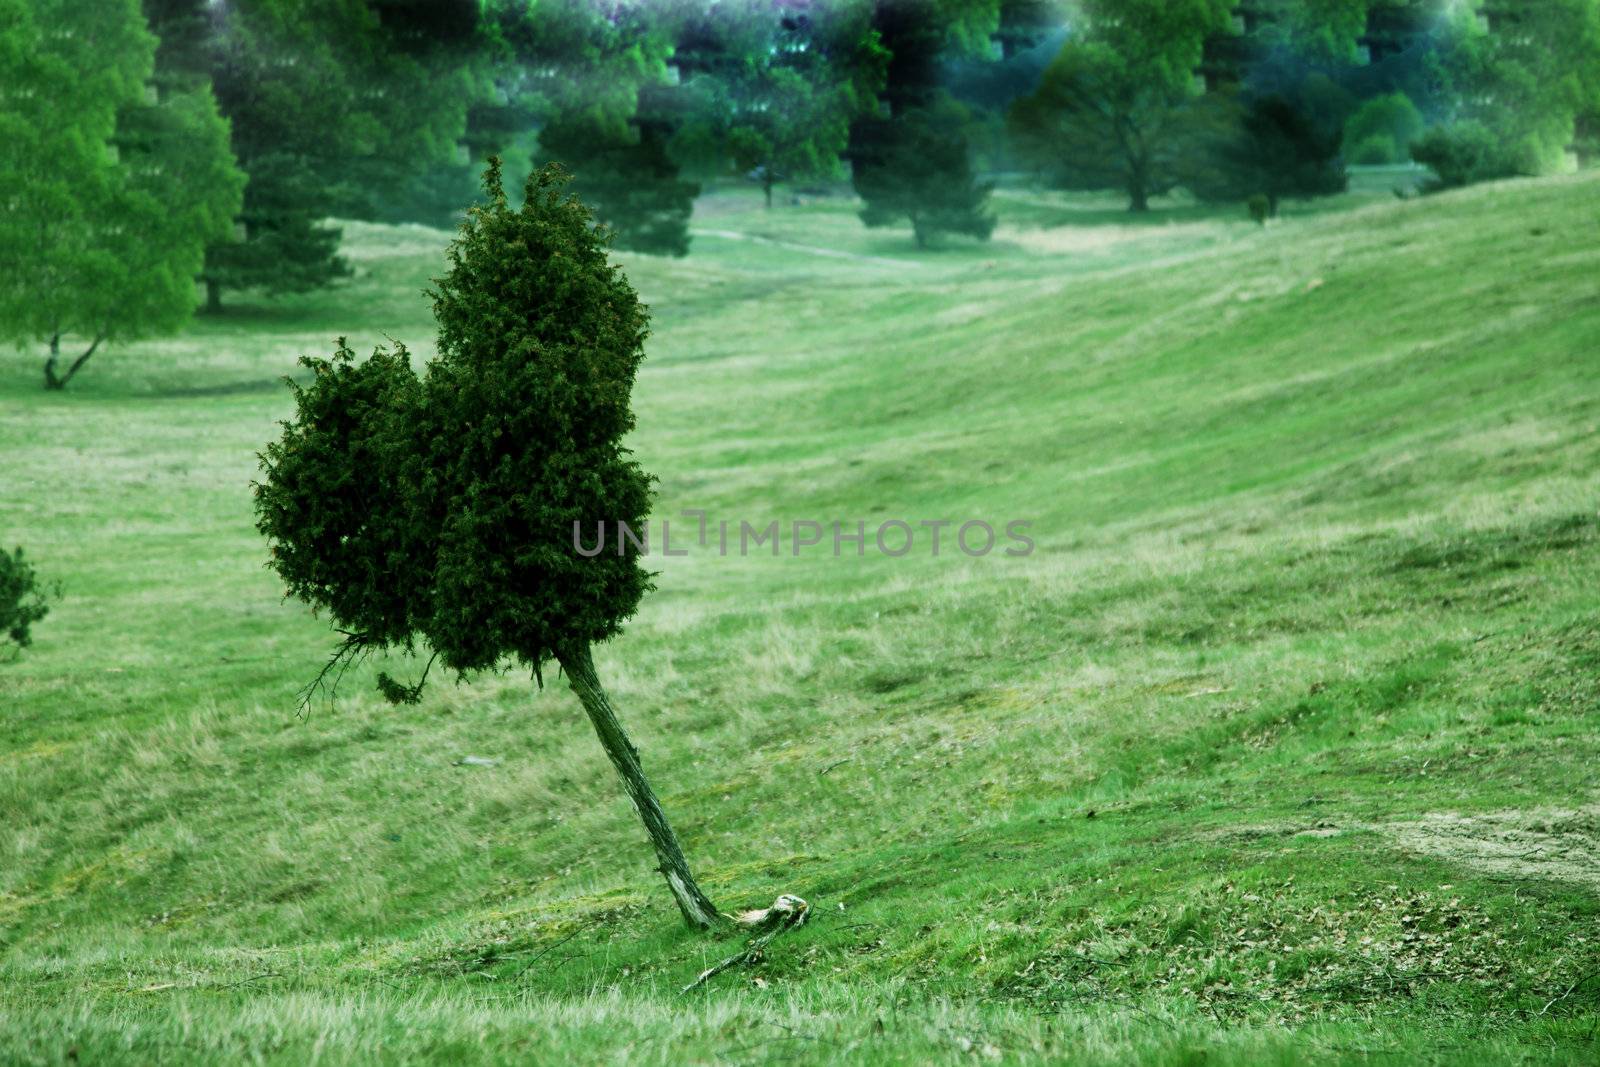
2 176 1599 1064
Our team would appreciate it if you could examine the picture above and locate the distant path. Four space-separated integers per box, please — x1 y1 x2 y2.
691 228 924 269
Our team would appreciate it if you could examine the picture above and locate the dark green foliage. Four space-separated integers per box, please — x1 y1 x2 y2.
846 0 997 244
1008 49 1202 213
1007 0 1232 212
667 0 883 208
178 0 482 308
1410 121 1526 191
256 161 653 696
256 339 425 653
1242 94 1349 210
852 106 996 248
203 154 350 309
539 117 699 258
0 547 51 653
867 0 956 115
1193 93 1348 215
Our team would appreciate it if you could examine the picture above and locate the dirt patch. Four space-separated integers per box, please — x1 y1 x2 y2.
1387 806 1600 893
1212 803 1600 892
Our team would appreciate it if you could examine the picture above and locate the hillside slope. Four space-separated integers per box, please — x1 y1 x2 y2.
2 174 1598 1064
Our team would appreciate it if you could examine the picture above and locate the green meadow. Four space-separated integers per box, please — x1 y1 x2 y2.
2 171 1599 1064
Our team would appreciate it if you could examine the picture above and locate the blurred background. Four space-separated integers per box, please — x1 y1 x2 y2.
4 1 1597 369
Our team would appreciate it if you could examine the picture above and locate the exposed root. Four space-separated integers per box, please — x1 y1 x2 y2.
681 894 809 994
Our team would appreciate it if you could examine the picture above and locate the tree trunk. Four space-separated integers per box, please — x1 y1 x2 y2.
763 170 774 210
1128 183 1150 213
42 334 62 390
205 278 223 314
557 642 723 931
44 334 103 391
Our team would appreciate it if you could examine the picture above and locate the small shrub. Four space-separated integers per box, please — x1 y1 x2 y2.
1411 122 1525 191
1344 93 1424 164
0 546 52 653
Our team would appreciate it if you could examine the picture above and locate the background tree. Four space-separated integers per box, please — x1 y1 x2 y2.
853 101 997 246
0 0 242 388
200 154 349 311
1196 91 1349 214
1186 3 1365 213
848 0 998 243
1423 0 1600 181
0 0 149 385
994 0 1068 60
1009 0 1233 212
501 0 700 255
723 67 850 209
670 0 880 208
540 106 701 257
1009 44 1192 213
1264 0 1379 62
255 161 723 929
1198 3 1441 106
1343 91 1424 163
0 546 51 657
151 0 346 309
1408 120 1508 189
332 0 493 228
154 0 482 309
93 75 247 379
945 0 1067 172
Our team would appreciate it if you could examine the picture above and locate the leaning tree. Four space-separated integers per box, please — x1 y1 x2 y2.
254 160 721 929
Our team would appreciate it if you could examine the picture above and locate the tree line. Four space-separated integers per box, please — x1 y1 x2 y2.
3 1 1598 387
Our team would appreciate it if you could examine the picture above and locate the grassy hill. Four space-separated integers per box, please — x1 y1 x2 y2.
2 172 1598 1064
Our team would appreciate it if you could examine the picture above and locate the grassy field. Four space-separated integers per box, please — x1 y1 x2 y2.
2 172 1599 1064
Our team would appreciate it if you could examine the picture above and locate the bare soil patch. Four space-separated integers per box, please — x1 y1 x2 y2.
1387 805 1600 893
